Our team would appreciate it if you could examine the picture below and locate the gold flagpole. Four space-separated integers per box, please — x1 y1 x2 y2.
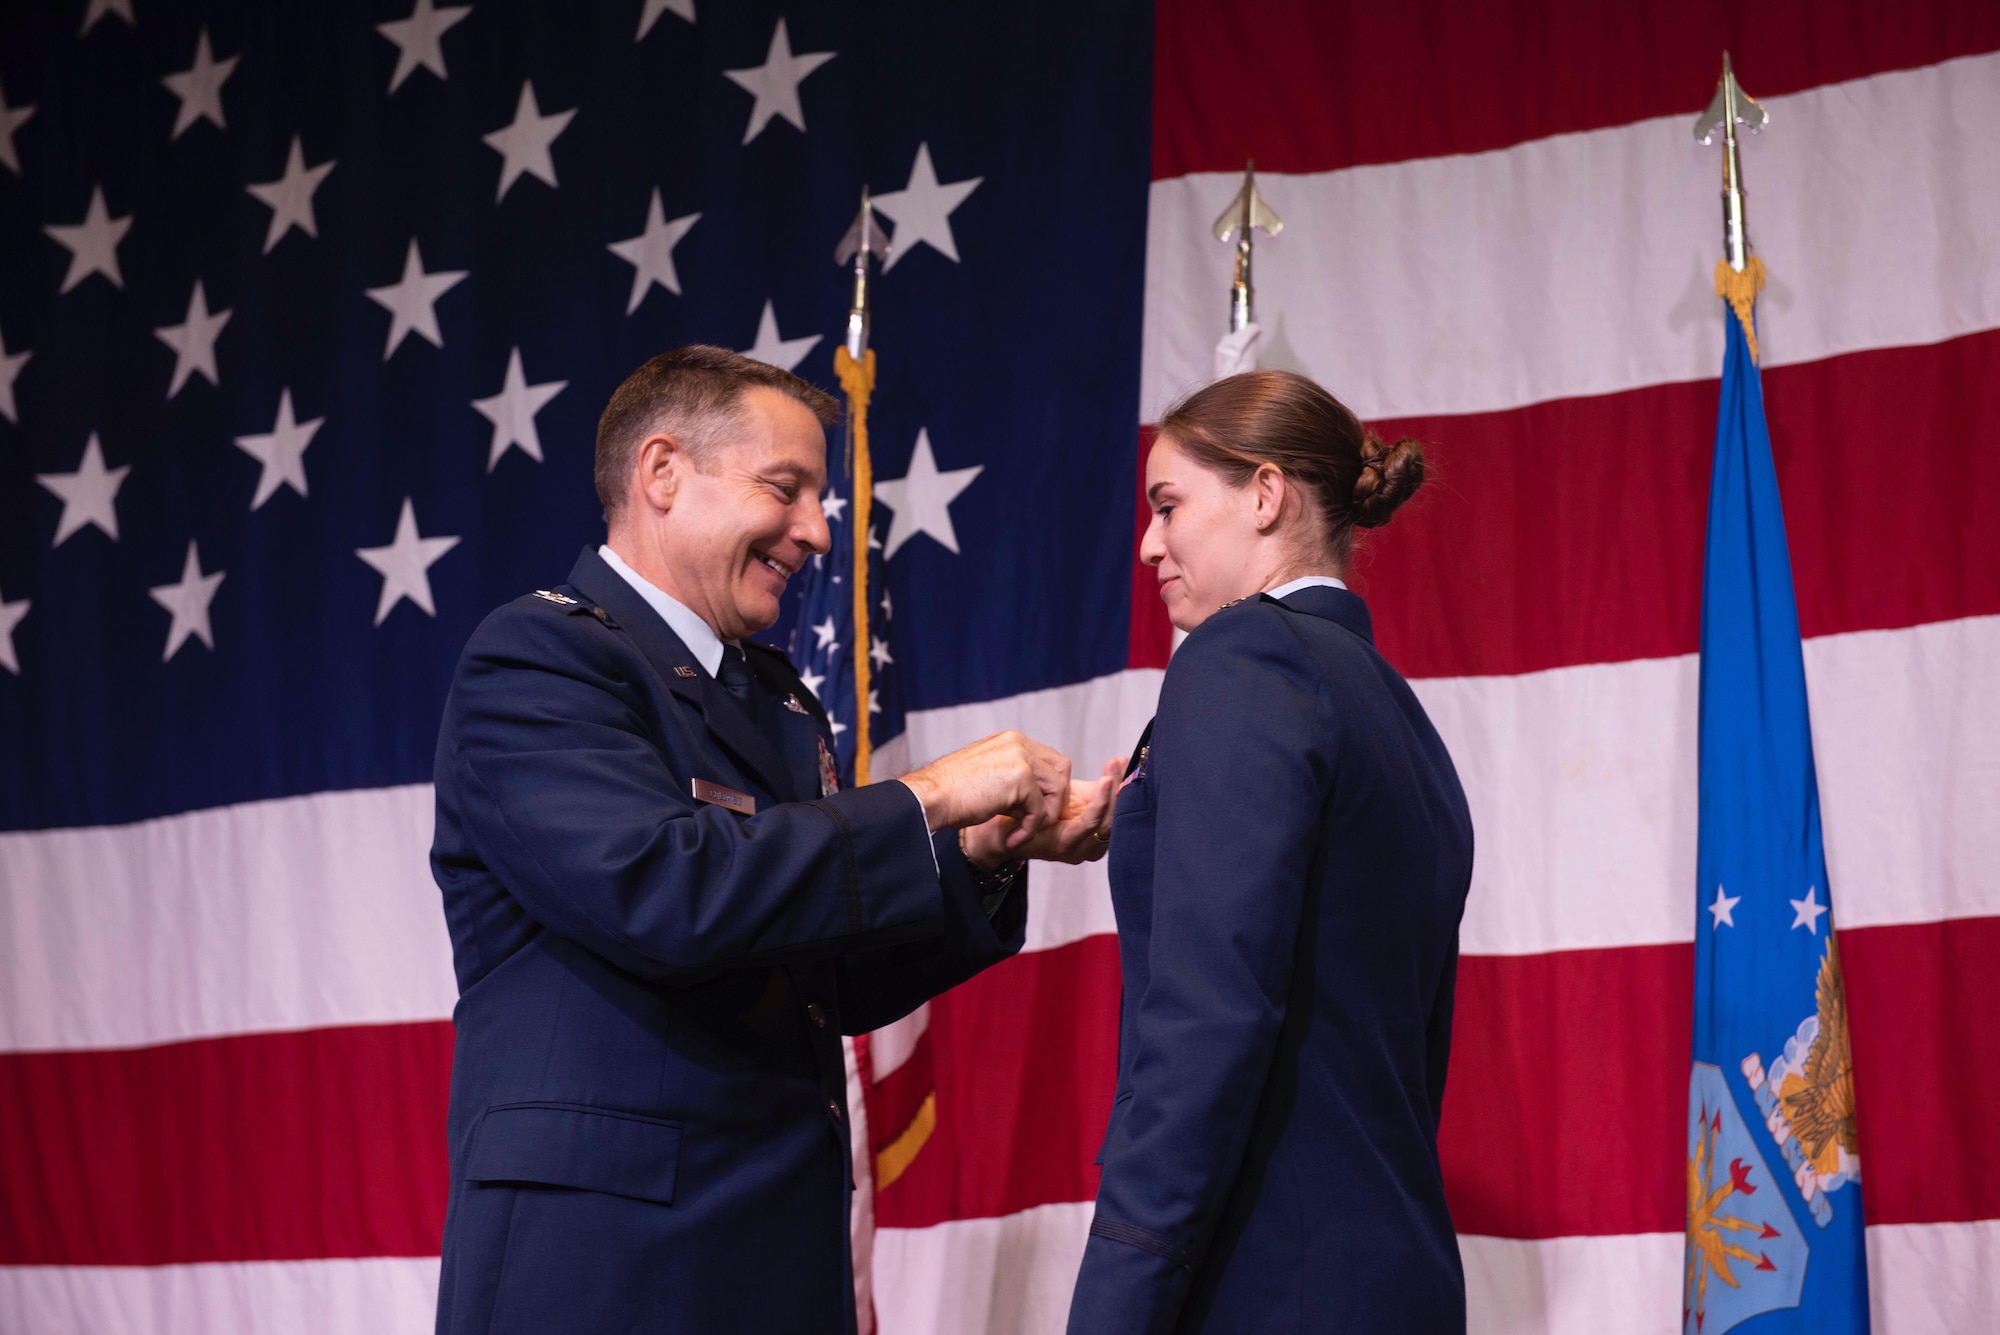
834 189 887 784
1695 53 1771 360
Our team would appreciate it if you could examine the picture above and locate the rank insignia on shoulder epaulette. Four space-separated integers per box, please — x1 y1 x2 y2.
783 694 811 714
1219 596 1247 609
532 589 578 606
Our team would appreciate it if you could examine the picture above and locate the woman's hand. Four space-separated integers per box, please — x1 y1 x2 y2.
962 756 1124 867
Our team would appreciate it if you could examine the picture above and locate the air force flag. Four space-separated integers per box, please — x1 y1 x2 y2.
1685 283 1869 1334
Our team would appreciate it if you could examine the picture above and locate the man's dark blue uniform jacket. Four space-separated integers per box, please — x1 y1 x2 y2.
430 548 1026 1334
1069 585 1474 1334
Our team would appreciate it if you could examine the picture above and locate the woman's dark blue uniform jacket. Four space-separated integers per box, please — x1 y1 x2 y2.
429 548 1026 1334
1070 584 1474 1334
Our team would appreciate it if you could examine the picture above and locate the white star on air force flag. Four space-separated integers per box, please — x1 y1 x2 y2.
37 433 128 546
149 542 226 661
161 28 238 140
874 428 982 557
367 239 468 358
79 0 133 37
0 594 28 675
246 137 334 253
356 498 460 625
724 19 834 145
740 300 821 372
473 348 566 471
873 143 981 270
45 186 131 293
1708 885 1740 929
484 81 575 202
377 0 472 94
235 388 322 509
0 80 35 175
1790 886 1828 934
609 190 700 313
0 326 29 423
155 280 231 398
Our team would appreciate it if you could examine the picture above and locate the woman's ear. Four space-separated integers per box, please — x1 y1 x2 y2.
1251 462 1288 533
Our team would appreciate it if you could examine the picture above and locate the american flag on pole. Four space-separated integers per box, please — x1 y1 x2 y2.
3 2 1998 1333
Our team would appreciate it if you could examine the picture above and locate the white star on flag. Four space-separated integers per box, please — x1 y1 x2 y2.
828 718 848 737
246 136 335 253
637 0 694 40
812 616 838 651
0 79 35 175
80 0 133 36
1790 886 1829 934
357 497 460 625
799 667 825 698
608 189 700 314
377 0 472 94
873 143 981 271
367 239 468 358
155 280 231 398
45 186 132 293
0 325 29 423
867 689 880 715
37 433 129 546
740 300 821 372
723 18 834 144
473 347 567 471
1707 884 1740 929
483 81 575 202
161 28 238 139
820 489 847 524
869 638 893 669
874 428 982 557
235 388 323 509
0 593 28 675
149 541 226 662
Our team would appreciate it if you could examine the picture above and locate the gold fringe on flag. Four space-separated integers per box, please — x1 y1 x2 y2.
834 345 877 786
1714 255 1769 364
873 1092 936 1192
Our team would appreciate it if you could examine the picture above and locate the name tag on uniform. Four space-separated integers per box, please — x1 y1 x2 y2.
692 778 757 815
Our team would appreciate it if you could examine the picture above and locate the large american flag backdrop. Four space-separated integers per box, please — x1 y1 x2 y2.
1 2 1994 1333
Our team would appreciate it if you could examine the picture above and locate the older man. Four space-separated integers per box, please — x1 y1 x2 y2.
430 346 1112 1333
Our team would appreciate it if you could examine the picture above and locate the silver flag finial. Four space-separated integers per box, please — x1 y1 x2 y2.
1212 159 1282 333
835 188 889 358
1694 52 1768 272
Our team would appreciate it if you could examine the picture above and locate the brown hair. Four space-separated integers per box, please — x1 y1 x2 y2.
1158 369 1425 562
595 345 840 520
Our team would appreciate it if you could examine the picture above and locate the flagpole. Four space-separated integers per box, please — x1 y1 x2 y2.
1695 53 1770 360
834 189 886 785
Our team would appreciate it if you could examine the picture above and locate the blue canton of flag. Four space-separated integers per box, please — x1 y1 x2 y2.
1686 279 1869 1334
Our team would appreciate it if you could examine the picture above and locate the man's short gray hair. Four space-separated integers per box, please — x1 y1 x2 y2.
594 345 840 521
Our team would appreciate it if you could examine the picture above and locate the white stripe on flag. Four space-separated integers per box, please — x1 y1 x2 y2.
0 1258 441 1335
873 1202 1093 1335
1141 52 2000 423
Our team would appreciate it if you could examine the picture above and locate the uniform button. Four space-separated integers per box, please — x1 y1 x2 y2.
806 1002 827 1029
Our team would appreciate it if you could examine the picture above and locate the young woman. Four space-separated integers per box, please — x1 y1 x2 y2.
1069 371 1474 1333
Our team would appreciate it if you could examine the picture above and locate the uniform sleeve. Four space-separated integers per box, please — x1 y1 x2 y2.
1069 611 1328 1334
437 609 947 987
833 833 1029 1034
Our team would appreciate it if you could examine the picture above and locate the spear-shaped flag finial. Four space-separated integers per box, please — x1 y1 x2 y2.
1212 159 1282 334
1694 52 1769 274
835 187 889 359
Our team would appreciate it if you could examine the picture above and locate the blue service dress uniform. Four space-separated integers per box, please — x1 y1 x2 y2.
430 548 1026 1334
1068 584 1474 1334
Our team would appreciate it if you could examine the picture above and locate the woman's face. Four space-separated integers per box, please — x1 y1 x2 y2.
1139 435 1270 632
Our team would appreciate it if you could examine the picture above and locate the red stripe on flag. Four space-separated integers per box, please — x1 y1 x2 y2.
0 1021 452 1266
1128 426 1173 670
1153 0 2000 179
5 920 1989 1263
1134 331 2000 679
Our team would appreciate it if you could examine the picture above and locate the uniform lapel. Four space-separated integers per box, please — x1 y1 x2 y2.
565 548 800 802
1265 584 1375 643
743 645 836 800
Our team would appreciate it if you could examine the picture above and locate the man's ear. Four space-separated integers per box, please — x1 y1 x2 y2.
632 432 685 515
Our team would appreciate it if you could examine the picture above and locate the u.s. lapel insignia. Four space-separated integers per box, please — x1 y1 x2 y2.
817 735 841 797
1120 744 1149 790
674 665 698 678
783 694 811 715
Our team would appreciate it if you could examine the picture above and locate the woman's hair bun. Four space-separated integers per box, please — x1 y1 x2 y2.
1349 432 1425 529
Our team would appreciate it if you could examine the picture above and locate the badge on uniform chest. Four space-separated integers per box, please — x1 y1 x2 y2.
817 736 841 797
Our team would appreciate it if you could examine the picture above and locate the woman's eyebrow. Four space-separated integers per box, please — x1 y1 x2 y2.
1146 481 1177 504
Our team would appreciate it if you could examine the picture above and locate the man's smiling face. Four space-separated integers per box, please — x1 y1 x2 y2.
657 386 832 640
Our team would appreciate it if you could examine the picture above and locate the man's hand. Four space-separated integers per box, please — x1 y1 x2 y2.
900 731 1070 847
962 756 1123 868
